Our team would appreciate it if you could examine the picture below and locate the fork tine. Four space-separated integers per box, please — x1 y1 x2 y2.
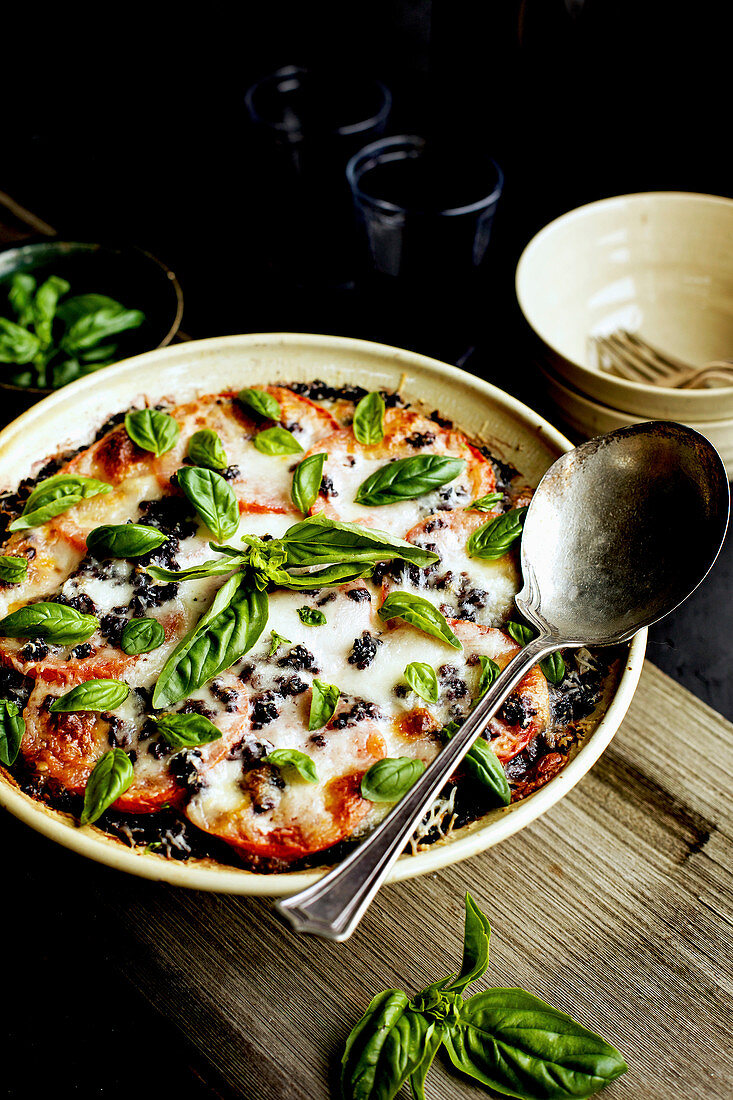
594 334 660 382
608 332 672 380
620 331 689 378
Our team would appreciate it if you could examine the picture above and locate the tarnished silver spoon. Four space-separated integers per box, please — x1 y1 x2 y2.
278 422 730 941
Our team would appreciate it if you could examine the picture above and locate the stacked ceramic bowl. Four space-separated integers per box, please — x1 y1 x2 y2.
516 192 733 476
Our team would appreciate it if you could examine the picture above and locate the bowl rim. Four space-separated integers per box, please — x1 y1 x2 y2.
516 190 733 401
0 332 646 896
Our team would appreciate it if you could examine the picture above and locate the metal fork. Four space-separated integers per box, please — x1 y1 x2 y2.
591 330 733 388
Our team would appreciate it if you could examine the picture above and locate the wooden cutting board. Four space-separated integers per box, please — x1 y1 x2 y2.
9 660 725 1100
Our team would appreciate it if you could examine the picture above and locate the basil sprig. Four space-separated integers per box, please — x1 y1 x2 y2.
264 748 318 783
238 387 281 420
281 514 439 569
353 391 385 445
404 662 439 704
121 617 165 655
297 606 327 627
80 748 134 825
9 473 112 531
379 591 461 650
0 699 25 766
466 492 504 512
355 454 465 506
308 678 340 730
507 620 566 684
291 452 327 514
50 678 129 713
152 572 269 709
467 507 527 560
253 426 304 455
124 408 180 457
177 466 240 542
187 429 228 470
153 712 222 748
0 602 99 646
86 523 168 559
361 757 426 802
0 555 28 584
342 893 627 1100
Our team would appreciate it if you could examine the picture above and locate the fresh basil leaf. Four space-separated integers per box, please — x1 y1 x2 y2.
50 678 129 713
177 465 240 542
443 722 510 807
0 316 41 364
79 342 118 363
80 748 134 825
152 712 222 748
308 678 340 730
187 428 228 470
443 987 628 1099
0 602 98 645
8 273 36 326
291 452 327 514
409 1024 445 1100
355 454 465 506
353 391 386 445
8 473 112 531
361 756 426 802
278 561 375 590
146 555 247 583
237 386 281 420
341 989 435 1100
264 748 318 783
33 275 70 347
282 514 439 569
297 606 327 627
476 655 501 701
62 306 144 352
0 698 25 766
124 408 180 457
404 662 439 704
541 651 566 685
466 492 504 512
152 573 269 709
467 507 527 560
0 555 28 584
253 426 304 455
378 591 461 650
51 358 84 387
507 620 534 648
56 293 126 326
121 617 165 655
86 523 167 559
442 892 492 995
268 630 291 656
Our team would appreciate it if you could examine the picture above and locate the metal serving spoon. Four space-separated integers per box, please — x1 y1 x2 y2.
278 422 729 941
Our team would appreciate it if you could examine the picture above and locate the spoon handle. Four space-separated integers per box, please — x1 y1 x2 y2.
277 634 561 941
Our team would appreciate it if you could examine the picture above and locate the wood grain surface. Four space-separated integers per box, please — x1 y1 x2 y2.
40 661 727 1100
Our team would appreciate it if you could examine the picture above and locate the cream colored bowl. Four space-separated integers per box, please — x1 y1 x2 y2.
516 192 733 422
0 333 646 895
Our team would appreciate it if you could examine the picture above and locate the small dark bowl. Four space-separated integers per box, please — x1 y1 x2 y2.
0 240 183 416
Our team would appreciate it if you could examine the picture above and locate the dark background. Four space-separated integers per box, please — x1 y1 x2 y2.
2 2 731 1097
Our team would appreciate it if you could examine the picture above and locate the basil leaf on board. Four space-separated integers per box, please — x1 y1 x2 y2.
355 454 465 506
62 307 144 353
177 465 240 542
187 428 228 470
0 602 98 646
507 621 565 685
291 452 327 514
86 523 168 559
264 748 318 784
308 678 340 731
404 661 439 704
120 617 165 655
341 989 436 1100
237 386 281 421
0 316 41 364
124 408 180 457
466 492 504 512
268 630 291 656
443 987 628 1100
152 573 269 709
152 712 223 748
476 655 501 701
0 699 25 766
443 891 492 995
442 722 510 806
50 678 130 713
8 272 36 326
352 390 386 445
282 513 439 569
378 591 462 650
253 426 304 455
297 606 327 627
8 473 112 531
361 756 426 802
33 275 70 347
0 555 28 584
80 748 134 825
409 1024 445 1100
467 507 527 560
